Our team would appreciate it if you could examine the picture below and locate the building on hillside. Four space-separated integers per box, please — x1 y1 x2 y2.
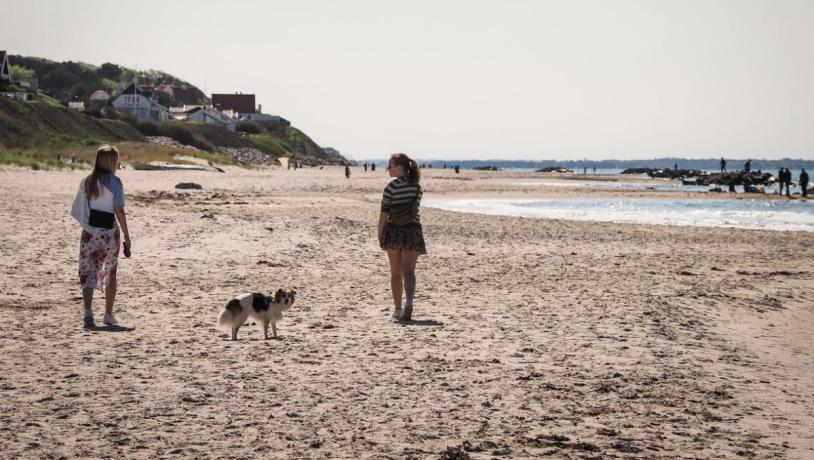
187 106 236 131
212 93 256 114
112 83 169 122
89 90 110 102
170 105 235 131
68 101 85 111
0 51 10 81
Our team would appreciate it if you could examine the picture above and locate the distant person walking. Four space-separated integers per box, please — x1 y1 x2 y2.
720 157 726 173
378 153 426 322
70 145 131 328
783 168 792 197
801 169 809 198
744 159 751 173
345 165 351 179
364 163 368 172
777 168 785 195
371 163 376 172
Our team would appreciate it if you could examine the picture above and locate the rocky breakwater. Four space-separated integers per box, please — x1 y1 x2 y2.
218 147 281 166
146 136 200 151
536 167 574 173
621 168 775 186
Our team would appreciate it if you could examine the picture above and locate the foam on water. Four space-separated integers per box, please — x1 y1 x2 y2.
424 197 814 232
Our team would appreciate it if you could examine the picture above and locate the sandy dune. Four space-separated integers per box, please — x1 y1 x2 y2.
1 166 812 459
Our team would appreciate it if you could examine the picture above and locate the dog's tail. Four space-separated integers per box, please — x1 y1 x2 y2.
218 299 242 327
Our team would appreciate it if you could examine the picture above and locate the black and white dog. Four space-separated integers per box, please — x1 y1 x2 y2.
218 289 296 340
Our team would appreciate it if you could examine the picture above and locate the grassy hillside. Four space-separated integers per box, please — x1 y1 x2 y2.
0 94 145 148
0 97 241 169
0 141 242 171
128 118 345 164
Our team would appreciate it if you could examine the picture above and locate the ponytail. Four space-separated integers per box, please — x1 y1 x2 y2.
407 159 421 184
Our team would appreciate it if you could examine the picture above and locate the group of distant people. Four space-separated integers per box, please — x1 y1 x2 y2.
778 167 809 197
352 162 461 178
720 157 809 197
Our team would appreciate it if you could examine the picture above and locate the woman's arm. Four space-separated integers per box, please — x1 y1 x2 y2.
378 212 388 244
114 207 131 248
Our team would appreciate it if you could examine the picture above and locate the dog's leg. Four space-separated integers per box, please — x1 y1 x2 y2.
231 325 240 341
271 321 278 339
263 319 270 340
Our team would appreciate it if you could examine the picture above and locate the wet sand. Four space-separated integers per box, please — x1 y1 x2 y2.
1 166 812 459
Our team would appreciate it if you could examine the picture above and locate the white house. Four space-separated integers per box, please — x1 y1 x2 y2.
170 105 236 131
184 106 236 131
0 51 10 81
68 101 85 111
112 83 168 122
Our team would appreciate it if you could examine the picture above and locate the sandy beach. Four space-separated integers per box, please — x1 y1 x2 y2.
1 165 813 459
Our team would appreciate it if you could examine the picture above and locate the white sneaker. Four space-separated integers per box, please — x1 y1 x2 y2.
102 313 118 326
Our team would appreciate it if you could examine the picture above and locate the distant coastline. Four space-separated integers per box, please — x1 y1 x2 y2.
358 158 814 171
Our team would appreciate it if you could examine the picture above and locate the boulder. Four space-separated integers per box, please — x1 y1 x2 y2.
175 182 203 190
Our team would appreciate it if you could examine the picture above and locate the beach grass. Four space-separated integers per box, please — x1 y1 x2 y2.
0 142 244 171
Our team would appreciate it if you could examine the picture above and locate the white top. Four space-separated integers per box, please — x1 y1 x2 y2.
90 184 116 213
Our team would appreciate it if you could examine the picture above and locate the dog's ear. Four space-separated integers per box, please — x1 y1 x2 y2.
289 289 296 302
274 288 284 303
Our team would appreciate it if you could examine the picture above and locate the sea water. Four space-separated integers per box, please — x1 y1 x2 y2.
423 197 814 232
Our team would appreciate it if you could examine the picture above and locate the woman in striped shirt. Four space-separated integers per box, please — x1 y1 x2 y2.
378 153 427 321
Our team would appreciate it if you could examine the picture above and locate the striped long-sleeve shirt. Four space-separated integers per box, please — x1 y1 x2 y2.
381 176 423 223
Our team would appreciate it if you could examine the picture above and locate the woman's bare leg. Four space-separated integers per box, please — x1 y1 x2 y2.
386 250 403 309
82 288 94 309
400 250 419 302
104 280 117 315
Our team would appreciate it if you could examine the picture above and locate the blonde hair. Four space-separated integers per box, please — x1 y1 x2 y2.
389 153 421 184
84 145 119 200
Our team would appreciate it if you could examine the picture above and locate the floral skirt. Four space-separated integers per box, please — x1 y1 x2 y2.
380 222 427 255
79 227 120 290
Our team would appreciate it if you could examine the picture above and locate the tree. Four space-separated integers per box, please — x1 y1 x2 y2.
97 62 123 80
9 65 35 82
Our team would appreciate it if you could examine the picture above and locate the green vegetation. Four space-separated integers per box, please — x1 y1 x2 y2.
0 94 145 149
0 97 239 169
0 142 242 171
9 55 208 104
3 54 350 167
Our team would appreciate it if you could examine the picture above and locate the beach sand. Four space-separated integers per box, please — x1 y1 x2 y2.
1 166 812 459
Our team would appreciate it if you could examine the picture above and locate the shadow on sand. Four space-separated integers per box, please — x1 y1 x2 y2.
397 319 444 327
84 324 135 333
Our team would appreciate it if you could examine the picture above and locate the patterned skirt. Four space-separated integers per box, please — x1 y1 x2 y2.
79 227 120 290
380 222 427 254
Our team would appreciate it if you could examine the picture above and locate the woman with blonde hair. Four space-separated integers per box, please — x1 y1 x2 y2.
378 153 426 321
71 145 131 328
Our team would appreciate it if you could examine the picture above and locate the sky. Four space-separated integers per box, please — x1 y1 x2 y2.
2 0 812 160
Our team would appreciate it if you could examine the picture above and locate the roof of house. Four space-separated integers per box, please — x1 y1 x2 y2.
89 89 110 100
212 93 255 113
0 51 9 77
173 85 199 106
119 83 154 98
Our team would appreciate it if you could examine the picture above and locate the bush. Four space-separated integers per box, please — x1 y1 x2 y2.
236 121 264 134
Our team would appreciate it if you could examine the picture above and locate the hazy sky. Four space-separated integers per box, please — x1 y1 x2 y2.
2 0 812 160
